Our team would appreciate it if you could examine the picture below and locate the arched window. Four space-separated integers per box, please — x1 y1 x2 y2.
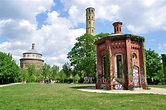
132 53 137 59
101 55 110 79
89 21 90 24
115 54 123 78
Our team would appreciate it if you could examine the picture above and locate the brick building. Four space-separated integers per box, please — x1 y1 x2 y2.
161 54 166 84
95 22 147 90
20 43 44 69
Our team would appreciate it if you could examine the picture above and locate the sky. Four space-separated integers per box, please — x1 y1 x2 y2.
0 0 166 68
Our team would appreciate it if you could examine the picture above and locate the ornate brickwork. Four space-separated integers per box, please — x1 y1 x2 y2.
95 22 147 90
161 54 166 84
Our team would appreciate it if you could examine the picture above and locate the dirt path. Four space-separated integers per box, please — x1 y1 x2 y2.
0 83 21 88
78 87 166 95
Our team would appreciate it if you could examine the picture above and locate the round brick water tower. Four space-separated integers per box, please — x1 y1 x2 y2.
20 43 44 69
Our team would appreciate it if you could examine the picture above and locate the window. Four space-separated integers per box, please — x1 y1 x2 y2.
132 53 137 59
102 55 110 79
116 54 123 78
89 21 90 24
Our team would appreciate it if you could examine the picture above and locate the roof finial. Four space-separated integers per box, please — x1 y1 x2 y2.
32 43 35 49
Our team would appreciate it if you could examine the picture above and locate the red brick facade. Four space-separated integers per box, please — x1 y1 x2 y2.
95 22 147 90
161 54 166 84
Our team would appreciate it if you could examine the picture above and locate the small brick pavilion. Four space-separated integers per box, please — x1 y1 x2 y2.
95 22 147 90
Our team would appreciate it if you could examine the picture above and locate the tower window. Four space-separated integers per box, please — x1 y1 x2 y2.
89 21 90 24
117 27 118 31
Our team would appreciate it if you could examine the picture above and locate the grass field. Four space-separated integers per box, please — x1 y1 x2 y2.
148 84 166 89
0 83 166 110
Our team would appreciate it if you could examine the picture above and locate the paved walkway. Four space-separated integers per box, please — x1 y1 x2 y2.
0 83 21 88
78 87 166 95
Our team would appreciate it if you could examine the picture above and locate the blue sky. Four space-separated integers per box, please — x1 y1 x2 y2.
0 0 166 67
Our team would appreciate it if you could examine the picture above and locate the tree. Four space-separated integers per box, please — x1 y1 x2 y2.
27 64 36 82
67 33 109 77
0 52 20 84
73 74 80 83
55 70 66 83
51 65 59 80
35 69 44 82
41 63 51 80
19 69 29 82
62 62 72 77
67 33 96 76
145 49 163 84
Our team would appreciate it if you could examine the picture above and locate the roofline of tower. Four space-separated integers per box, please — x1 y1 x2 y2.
86 7 95 10
113 21 122 26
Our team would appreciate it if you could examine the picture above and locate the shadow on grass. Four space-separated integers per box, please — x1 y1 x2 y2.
70 84 95 89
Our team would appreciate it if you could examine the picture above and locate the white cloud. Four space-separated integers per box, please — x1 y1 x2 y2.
1 0 166 68
61 0 166 34
158 43 166 50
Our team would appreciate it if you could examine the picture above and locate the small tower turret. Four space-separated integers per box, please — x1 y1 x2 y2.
113 22 123 34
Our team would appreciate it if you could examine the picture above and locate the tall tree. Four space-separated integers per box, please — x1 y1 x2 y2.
67 33 109 77
41 63 51 79
145 49 163 83
0 52 20 84
62 62 72 77
27 64 36 82
51 65 59 80
67 34 96 76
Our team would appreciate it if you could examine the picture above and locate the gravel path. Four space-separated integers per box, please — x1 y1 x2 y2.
0 83 21 87
78 87 166 95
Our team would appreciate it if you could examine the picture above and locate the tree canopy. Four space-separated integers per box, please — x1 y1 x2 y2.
145 49 163 84
0 52 20 84
67 33 109 77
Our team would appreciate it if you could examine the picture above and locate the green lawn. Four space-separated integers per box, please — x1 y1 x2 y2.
149 84 166 89
0 83 166 110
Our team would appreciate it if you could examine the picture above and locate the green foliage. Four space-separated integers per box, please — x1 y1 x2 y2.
0 52 20 84
41 63 52 79
73 74 80 83
55 70 66 83
19 63 60 83
109 34 145 42
19 69 28 81
145 49 163 82
95 32 109 40
51 65 59 80
62 62 72 77
67 33 109 77
27 64 36 82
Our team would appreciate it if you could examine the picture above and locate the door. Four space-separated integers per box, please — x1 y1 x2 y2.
133 66 139 88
